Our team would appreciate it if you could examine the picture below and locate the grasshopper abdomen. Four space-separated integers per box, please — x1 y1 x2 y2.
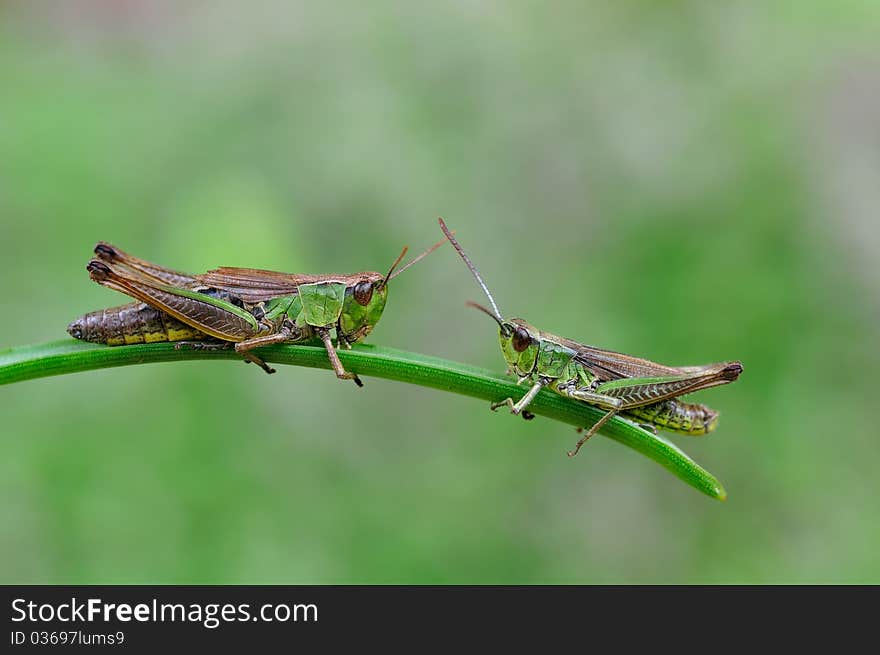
626 399 719 436
67 302 207 345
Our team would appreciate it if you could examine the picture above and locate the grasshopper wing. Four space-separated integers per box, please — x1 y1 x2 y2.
570 340 743 404
93 242 199 289
88 260 260 341
195 268 323 303
568 340 684 380
196 268 367 304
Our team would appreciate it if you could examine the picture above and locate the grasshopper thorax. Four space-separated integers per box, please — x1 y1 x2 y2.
500 318 540 377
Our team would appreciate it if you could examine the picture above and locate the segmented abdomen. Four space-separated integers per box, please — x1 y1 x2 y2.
625 399 719 436
67 302 208 345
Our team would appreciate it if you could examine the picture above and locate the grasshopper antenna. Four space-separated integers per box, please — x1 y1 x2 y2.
386 234 450 284
438 217 504 323
465 300 505 328
378 246 409 289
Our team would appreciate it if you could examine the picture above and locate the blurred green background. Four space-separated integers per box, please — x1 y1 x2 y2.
2 1 878 583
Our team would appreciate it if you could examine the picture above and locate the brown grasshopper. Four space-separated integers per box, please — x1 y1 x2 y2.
68 238 445 384
439 218 743 455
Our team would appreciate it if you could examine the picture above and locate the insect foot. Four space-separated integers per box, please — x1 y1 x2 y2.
240 352 276 375
490 398 518 414
337 372 364 387
567 434 595 457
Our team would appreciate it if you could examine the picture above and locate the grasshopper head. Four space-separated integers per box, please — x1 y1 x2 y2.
338 272 388 344
337 237 447 344
500 318 540 377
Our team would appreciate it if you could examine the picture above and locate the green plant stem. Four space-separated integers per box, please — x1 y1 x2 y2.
0 340 726 500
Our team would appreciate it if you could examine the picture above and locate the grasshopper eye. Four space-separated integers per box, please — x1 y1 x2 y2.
354 281 374 306
512 326 531 352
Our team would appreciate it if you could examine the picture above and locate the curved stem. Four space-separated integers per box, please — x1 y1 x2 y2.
0 340 727 500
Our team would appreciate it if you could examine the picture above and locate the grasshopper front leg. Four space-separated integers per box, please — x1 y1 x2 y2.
336 330 353 351
491 378 549 416
315 327 363 387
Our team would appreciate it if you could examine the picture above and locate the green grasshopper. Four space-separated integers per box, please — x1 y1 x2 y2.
438 218 743 456
67 237 445 384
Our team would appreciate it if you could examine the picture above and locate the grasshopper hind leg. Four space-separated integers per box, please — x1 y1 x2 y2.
173 340 231 352
556 386 624 457
569 409 618 457
174 339 277 375
233 330 308 376
240 352 276 375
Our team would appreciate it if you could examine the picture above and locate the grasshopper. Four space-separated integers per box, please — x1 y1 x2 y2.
438 218 743 456
67 237 445 384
